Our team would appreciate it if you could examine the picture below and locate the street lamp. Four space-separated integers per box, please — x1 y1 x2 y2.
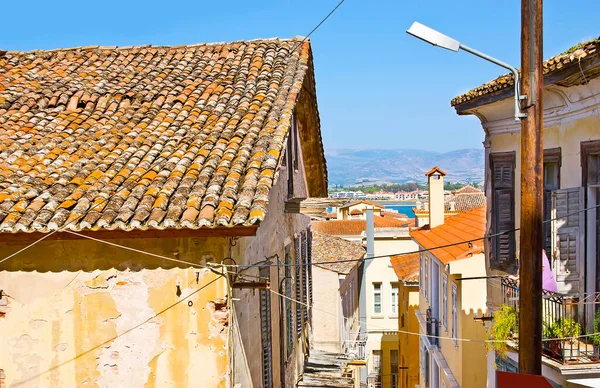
406 21 527 121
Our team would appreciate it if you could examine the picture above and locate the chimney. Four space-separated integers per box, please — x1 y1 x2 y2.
426 166 446 228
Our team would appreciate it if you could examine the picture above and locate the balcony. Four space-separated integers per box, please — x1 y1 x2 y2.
344 332 368 360
499 278 600 365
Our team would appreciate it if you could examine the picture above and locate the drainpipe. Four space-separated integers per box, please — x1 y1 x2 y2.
358 207 375 383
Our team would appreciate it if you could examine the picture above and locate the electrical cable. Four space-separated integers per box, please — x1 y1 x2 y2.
0 0 348 269
10 274 224 385
269 285 600 344
220 202 600 268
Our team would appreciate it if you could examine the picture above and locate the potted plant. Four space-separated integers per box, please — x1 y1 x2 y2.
543 317 581 359
487 304 518 360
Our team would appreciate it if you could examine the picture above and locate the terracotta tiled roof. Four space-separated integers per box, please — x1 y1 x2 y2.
446 191 486 212
338 200 384 210
412 190 485 215
425 166 446 176
381 210 407 219
311 231 365 274
453 185 481 194
410 206 486 265
390 252 420 283
349 209 362 215
451 37 600 107
0 38 323 233
312 216 409 236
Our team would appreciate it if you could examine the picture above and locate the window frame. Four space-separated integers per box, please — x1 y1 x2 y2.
451 283 458 345
442 273 448 331
373 283 383 315
390 283 399 316
424 255 429 302
490 152 516 272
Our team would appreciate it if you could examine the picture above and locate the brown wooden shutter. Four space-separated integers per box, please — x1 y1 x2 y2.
307 231 313 308
551 187 584 295
301 231 308 322
259 266 273 388
491 153 516 274
295 237 302 335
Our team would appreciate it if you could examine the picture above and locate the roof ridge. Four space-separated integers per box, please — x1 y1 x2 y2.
2 36 309 56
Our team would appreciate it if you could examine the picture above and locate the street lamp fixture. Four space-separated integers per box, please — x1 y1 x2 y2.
406 21 527 121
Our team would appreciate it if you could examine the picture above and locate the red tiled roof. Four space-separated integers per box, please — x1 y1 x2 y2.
338 200 384 210
349 209 362 215
425 166 446 176
312 231 365 274
410 206 486 264
390 252 420 283
451 37 600 107
312 216 409 236
453 185 481 194
381 210 407 219
0 38 325 233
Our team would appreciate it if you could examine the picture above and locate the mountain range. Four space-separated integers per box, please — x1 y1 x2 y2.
325 148 484 186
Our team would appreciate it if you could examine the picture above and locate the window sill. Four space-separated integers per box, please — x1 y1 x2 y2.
371 314 384 319
389 314 398 319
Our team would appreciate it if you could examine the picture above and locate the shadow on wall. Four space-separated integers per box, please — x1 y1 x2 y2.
0 235 230 272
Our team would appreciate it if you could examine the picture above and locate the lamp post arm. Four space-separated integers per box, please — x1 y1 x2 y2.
459 43 527 121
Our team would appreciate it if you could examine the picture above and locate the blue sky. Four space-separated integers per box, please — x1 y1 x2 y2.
3 0 599 152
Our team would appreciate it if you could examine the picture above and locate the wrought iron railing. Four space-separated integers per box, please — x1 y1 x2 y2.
500 278 600 364
426 307 440 346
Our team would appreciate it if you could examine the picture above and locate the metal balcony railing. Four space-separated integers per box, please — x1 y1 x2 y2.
345 332 368 360
500 278 600 365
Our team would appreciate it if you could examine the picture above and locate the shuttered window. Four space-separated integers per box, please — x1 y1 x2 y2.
491 152 516 273
544 148 561 256
259 266 273 388
307 231 314 308
551 187 584 294
287 133 294 199
285 245 294 358
301 231 308 321
581 140 600 292
295 237 302 335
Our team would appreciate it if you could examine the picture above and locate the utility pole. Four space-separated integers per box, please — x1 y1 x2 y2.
519 0 544 375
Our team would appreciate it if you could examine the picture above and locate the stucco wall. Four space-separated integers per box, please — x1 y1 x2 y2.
0 236 230 387
312 266 342 352
399 283 419 388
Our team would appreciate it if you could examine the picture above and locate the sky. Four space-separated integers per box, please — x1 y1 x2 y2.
3 0 599 152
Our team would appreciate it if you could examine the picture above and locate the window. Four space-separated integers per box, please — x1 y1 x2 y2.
301 232 308 321
259 266 273 388
286 126 295 198
373 283 382 314
451 283 458 344
372 350 382 373
420 339 429 387
391 349 399 388
295 237 302 335
543 148 561 256
442 274 448 331
424 256 429 301
491 152 516 272
582 141 600 293
307 231 314 308
391 283 399 315
284 245 294 358
419 253 424 295
292 114 299 170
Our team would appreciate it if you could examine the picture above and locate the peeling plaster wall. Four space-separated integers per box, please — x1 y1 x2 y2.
0 236 230 387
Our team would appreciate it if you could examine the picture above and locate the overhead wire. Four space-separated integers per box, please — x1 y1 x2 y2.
269 283 600 344
10 274 224 386
219 202 600 269
0 0 348 269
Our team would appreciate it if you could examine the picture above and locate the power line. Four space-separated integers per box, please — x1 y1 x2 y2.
269 284 600 344
10 275 224 385
222 202 600 268
0 0 348 268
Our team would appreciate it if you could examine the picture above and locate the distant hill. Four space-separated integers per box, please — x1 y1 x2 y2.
325 148 484 185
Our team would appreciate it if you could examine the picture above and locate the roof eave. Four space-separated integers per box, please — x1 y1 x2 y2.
452 47 600 114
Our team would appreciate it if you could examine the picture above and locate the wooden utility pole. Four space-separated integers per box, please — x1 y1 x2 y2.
519 0 544 375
